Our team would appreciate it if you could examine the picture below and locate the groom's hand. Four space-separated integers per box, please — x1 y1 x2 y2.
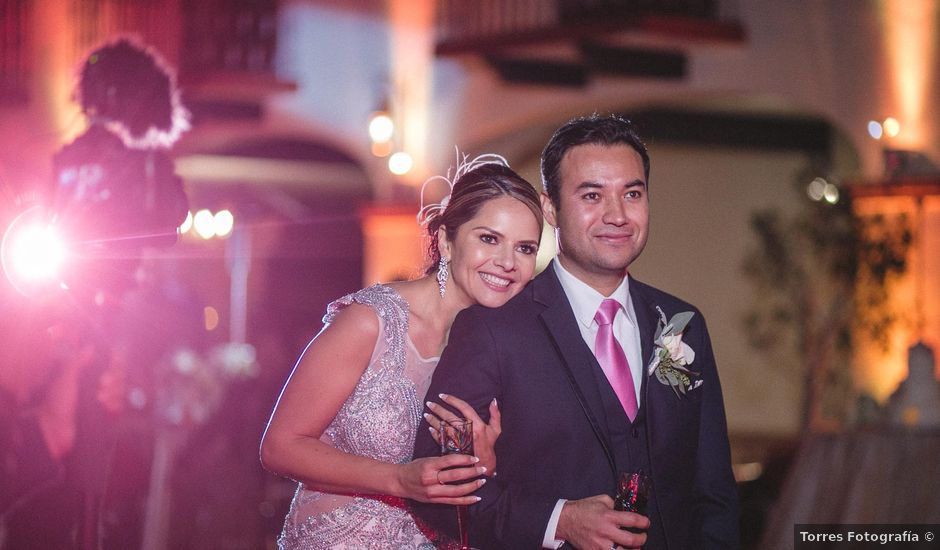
556 495 649 550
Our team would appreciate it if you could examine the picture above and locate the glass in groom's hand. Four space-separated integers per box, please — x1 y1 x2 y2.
614 471 650 534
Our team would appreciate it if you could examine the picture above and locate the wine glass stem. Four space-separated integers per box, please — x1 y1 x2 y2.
456 504 470 550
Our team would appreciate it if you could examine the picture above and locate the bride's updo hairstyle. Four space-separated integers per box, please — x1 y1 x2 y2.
422 160 542 275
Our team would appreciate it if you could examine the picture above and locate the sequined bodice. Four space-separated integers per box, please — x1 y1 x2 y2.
278 285 441 549
321 287 427 464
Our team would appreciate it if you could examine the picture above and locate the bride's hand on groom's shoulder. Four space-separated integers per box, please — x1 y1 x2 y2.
424 394 501 477
397 454 487 505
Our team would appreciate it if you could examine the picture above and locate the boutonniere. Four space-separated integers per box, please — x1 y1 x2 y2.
647 306 701 397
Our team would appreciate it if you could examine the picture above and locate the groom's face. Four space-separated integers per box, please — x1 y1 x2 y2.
542 143 649 292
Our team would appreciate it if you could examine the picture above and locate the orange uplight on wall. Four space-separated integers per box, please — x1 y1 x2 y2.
880 0 938 149
359 205 426 286
851 191 940 401
34 2 84 145
860 0 940 399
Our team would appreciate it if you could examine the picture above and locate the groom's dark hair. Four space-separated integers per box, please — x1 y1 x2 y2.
540 114 650 208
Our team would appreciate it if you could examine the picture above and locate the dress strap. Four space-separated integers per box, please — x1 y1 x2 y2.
323 284 410 380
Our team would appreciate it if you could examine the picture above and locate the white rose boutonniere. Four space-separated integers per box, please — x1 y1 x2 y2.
648 306 701 397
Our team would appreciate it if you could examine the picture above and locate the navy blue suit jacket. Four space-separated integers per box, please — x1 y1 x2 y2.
411 263 739 549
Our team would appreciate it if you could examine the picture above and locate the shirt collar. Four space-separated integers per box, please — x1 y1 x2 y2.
552 259 634 329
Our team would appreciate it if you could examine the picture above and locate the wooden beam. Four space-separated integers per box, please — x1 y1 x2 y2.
847 179 940 198
436 15 744 57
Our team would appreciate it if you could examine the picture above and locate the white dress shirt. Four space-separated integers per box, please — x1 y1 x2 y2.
541 260 643 549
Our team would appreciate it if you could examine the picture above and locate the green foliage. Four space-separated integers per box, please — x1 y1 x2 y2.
742 176 912 426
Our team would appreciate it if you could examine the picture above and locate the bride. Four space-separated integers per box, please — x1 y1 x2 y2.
260 156 543 548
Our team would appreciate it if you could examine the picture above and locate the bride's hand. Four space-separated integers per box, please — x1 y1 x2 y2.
398 455 487 505
425 394 501 477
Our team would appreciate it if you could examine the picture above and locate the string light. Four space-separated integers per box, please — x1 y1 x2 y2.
213 210 234 238
180 209 236 240
193 209 216 239
179 211 193 234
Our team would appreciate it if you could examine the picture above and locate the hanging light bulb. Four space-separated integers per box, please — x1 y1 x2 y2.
388 151 413 175
368 112 394 144
883 117 901 138
368 91 394 159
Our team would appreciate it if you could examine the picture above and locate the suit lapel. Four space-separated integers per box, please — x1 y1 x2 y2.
534 266 617 477
630 276 658 414
629 278 677 463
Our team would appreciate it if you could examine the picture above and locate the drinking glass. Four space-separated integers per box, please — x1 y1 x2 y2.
439 418 478 550
614 470 650 533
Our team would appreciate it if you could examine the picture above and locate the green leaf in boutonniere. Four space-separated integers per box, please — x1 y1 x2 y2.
648 306 700 397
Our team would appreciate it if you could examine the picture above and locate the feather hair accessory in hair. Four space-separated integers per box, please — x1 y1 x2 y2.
416 150 509 226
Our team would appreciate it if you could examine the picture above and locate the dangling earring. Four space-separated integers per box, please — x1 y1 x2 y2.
437 256 449 298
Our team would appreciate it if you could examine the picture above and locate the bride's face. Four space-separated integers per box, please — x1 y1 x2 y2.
441 196 541 309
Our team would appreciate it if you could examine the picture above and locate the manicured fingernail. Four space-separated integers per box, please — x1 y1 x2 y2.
478 477 487 485
477 466 487 474
472 496 482 502
425 401 435 409
471 456 480 463
423 413 432 421
438 393 449 400
491 398 497 406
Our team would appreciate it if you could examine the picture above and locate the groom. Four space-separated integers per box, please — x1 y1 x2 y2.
412 115 739 549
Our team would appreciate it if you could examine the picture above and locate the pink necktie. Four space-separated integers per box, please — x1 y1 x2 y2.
594 299 639 421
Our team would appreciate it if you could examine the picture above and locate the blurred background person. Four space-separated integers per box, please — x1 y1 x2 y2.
1 35 188 548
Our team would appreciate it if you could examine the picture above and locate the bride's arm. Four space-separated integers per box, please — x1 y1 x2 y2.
260 304 486 505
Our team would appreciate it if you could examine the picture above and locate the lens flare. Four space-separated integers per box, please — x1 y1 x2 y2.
2 206 69 295
9 225 66 280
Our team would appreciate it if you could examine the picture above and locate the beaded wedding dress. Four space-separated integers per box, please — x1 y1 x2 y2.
277 285 442 549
